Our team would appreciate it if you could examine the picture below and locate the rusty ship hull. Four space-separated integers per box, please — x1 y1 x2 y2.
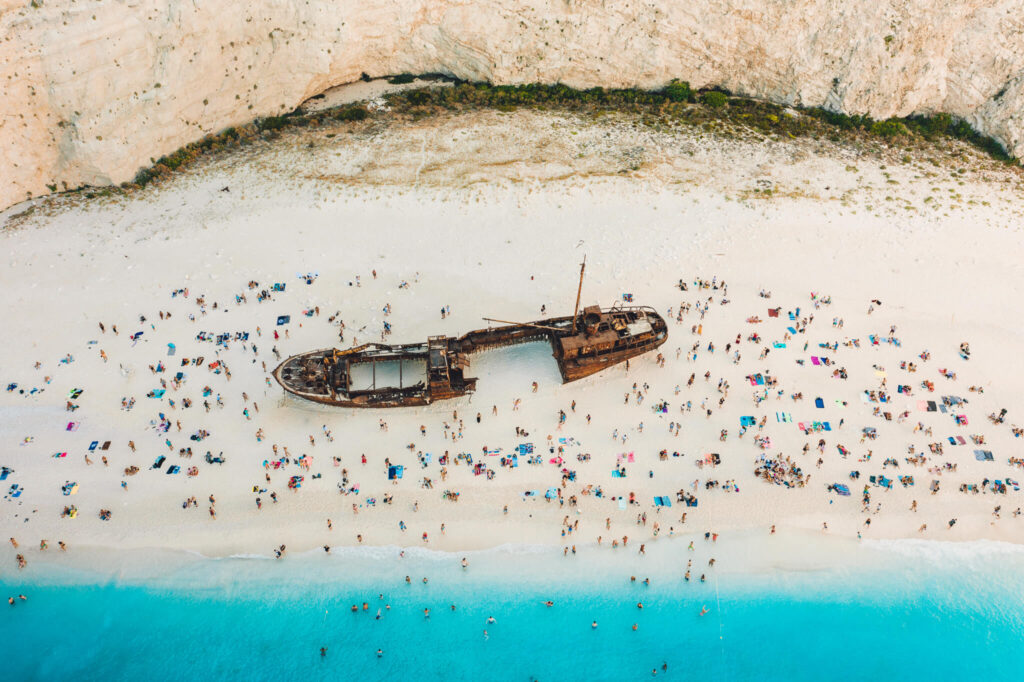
274 304 667 409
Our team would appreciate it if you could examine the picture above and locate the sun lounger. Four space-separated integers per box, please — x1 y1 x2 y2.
814 398 824 408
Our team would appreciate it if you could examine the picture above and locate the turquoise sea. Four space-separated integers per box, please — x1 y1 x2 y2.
2 535 1022 681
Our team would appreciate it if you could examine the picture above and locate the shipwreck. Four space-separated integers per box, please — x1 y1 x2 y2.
273 260 668 408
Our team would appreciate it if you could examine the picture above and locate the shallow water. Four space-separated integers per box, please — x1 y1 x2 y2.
3 537 1022 681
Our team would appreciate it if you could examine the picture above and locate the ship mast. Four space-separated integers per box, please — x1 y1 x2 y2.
571 256 586 335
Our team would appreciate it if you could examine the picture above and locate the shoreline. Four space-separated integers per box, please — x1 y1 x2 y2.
8 531 1024 590
5 533 1022 682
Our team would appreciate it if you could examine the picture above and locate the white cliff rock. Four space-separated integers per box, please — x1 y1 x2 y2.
2 0 1022 209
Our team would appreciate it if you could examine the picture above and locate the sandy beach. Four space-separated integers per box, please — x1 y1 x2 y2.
3 101 1024 569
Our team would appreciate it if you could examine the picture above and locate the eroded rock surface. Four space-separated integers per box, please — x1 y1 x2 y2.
2 0 1022 209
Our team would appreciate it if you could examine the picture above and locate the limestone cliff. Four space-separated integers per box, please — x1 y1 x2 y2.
2 0 1022 209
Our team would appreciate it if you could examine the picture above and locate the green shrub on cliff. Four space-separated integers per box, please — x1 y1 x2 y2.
257 116 290 131
663 80 693 103
871 119 909 138
701 91 728 108
334 105 370 121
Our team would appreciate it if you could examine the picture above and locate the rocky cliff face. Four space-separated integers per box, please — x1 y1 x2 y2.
2 0 1022 210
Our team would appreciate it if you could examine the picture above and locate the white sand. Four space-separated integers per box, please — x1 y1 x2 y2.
3 108 1024 565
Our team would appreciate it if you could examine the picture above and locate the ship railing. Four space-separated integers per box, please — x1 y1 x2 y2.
607 302 660 316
